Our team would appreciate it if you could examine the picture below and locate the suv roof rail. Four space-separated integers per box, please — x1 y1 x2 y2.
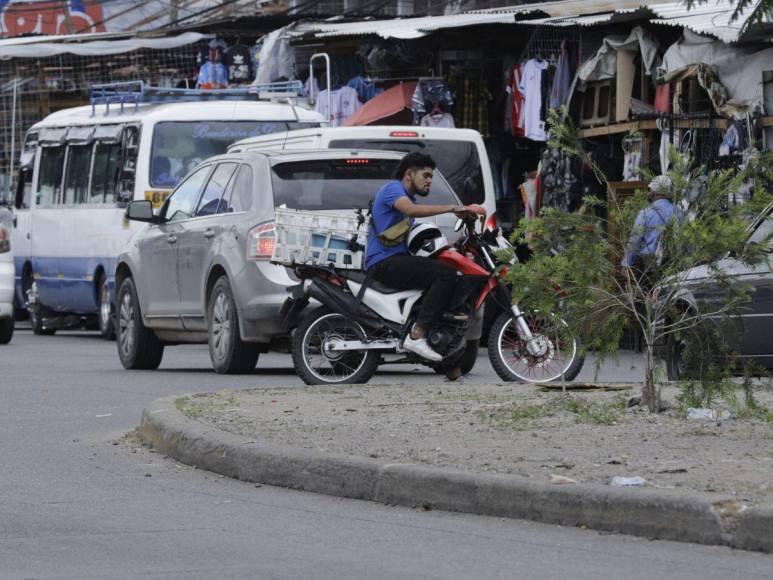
89 80 305 116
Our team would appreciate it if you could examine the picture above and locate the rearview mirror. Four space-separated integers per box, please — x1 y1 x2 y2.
126 200 156 223
454 218 463 232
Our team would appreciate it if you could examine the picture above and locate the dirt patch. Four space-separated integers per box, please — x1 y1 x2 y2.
176 382 773 505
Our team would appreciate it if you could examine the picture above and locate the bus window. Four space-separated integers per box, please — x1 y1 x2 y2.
91 142 122 204
15 162 33 210
38 146 65 206
64 145 92 204
117 126 140 204
150 121 317 188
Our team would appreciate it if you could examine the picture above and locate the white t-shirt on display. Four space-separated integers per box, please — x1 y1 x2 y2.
315 86 362 127
519 59 549 142
420 112 455 128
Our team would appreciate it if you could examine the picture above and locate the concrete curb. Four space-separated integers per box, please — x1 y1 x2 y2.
138 395 772 554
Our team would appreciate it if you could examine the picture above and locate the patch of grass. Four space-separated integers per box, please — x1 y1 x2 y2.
435 391 528 404
563 397 626 425
175 394 238 420
477 401 558 429
736 404 773 423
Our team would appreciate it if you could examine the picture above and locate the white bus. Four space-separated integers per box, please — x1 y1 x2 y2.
13 85 323 337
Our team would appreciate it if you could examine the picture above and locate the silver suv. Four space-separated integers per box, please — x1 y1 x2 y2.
115 149 461 373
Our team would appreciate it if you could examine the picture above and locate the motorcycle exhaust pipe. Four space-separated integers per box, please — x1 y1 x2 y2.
306 278 384 331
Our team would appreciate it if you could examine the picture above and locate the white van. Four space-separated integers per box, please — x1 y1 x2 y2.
228 126 497 224
14 87 323 337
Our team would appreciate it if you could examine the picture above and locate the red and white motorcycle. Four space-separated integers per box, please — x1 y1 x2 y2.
282 206 584 385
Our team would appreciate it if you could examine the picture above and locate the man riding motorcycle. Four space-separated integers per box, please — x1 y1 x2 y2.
365 152 471 363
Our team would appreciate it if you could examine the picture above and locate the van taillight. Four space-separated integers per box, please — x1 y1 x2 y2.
247 223 275 260
0 227 9 253
389 131 418 138
485 213 498 231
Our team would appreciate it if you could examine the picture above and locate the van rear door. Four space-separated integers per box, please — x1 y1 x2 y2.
325 130 493 219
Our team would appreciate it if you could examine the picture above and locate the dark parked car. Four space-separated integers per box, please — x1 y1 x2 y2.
114 149 461 374
666 212 773 379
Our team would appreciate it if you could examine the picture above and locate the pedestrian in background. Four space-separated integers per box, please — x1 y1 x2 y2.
622 175 683 280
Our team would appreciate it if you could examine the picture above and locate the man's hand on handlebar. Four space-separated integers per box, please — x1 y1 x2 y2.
452 205 474 218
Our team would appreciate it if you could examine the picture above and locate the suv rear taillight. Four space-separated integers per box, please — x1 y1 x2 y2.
485 212 498 231
0 227 9 253
247 222 275 261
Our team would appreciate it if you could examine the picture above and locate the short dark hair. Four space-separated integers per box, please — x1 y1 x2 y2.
393 152 436 180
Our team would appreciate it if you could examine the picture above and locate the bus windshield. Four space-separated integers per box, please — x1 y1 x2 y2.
151 121 320 188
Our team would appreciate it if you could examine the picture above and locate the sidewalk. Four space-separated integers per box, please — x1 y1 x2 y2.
138 368 773 553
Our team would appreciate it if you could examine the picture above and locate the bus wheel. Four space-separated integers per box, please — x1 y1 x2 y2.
97 274 115 341
28 282 55 336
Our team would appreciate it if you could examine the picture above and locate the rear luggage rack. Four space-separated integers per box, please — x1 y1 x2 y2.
89 80 304 116
272 207 367 270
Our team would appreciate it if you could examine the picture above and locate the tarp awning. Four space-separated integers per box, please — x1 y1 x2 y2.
0 32 208 59
343 82 418 126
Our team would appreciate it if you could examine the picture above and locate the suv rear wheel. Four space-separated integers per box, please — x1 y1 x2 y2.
208 276 259 374
0 317 13 344
116 277 164 370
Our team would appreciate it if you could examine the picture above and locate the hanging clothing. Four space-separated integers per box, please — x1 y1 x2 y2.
519 176 539 220
347 76 382 103
314 86 362 127
254 24 296 85
654 83 670 112
197 62 228 89
549 44 573 109
224 44 253 85
623 136 644 181
303 75 319 98
519 59 549 142
412 79 454 124
420 112 455 128
505 64 525 137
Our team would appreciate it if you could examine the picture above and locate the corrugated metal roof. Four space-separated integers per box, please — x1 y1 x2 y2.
298 0 768 43
302 12 519 39
471 0 668 18
648 0 763 44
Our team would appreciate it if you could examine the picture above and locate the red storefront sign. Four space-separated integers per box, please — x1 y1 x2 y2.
1 1 106 37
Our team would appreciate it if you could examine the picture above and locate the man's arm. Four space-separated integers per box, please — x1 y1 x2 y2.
393 196 466 218
622 210 647 267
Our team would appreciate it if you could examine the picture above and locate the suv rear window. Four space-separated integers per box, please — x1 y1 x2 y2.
270 158 458 211
328 138 484 205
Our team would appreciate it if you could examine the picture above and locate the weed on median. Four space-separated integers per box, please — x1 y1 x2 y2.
477 395 627 429
175 393 239 420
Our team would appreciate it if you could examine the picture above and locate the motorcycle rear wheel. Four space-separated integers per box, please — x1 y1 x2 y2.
292 306 380 386
488 312 583 383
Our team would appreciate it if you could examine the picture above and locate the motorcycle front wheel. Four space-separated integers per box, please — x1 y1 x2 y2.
292 306 380 386
488 312 584 383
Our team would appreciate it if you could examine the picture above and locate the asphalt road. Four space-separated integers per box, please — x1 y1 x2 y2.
1 329 772 580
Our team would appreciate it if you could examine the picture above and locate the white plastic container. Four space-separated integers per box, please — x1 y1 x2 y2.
272 207 368 269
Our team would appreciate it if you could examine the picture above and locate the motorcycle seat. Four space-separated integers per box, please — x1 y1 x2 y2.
341 270 405 294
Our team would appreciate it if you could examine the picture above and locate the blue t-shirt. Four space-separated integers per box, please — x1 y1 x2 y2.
365 180 414 270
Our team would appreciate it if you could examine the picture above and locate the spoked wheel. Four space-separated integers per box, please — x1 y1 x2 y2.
488 312 584 383
292 307 379 385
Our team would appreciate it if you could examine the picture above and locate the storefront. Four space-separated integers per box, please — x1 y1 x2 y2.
266 0 772 231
